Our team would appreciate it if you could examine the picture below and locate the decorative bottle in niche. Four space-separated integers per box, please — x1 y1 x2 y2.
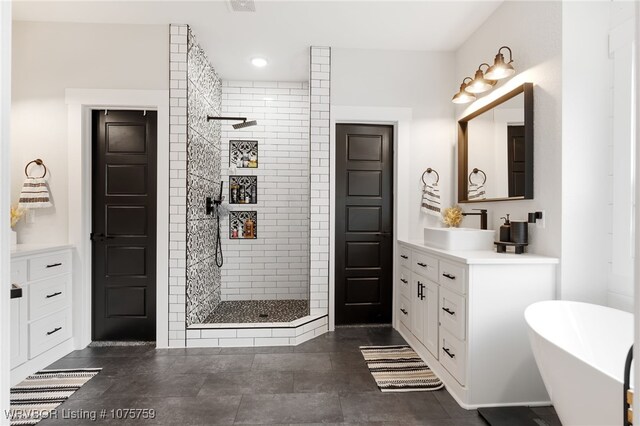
231 227 238 239
249 154 257 168
244 218 255 239
230 181 239 204
237 184 245 204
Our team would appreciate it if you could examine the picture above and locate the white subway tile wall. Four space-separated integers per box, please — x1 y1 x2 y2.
169 24 189 347
309 47 331 316
220 80 311 302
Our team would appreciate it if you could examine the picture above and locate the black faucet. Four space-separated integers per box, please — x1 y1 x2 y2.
462 209 488 230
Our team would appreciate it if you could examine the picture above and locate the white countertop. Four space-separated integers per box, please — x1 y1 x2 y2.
399 239 559 265
11 243 74 258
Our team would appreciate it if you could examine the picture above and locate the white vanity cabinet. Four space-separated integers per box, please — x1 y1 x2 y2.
10 245 74 385
395 239 558 408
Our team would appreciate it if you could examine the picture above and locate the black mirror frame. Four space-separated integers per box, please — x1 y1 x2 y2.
457 82 534 203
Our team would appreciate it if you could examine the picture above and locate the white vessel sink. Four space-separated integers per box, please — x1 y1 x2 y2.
424 227 495 251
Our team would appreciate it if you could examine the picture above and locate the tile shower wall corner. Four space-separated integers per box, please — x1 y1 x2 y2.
185 26 223 326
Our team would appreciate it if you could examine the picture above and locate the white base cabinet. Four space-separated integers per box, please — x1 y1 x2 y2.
10 245 74 385
395 240 558 409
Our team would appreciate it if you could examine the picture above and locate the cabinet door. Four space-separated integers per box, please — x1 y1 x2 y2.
423 280 439 359
411 274 425 342
10 296 28 369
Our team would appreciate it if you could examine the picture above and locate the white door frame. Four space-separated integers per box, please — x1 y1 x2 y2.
329 105 412 330
65 89 169 348
0 1 12 423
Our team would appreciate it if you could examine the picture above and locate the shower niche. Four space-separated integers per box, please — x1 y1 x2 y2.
229 210 257 239
229 175 257 204
230 140 258 168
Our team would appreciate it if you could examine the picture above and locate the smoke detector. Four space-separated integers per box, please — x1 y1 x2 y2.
230 0 256 12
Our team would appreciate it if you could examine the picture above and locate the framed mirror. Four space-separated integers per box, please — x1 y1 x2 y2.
458 82 533 203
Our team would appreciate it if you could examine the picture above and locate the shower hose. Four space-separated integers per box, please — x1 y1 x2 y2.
214 203 223 267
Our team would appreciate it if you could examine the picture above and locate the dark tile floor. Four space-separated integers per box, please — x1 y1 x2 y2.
38 327 561 425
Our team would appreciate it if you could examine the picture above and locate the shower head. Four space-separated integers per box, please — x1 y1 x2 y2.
207 116 258 130
232 120 257 129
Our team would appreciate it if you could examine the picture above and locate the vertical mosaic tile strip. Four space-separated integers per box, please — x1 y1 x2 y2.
229 176 258 204
230 140 259 168
309 46 331 316
229 211 258 240
185 26 223 327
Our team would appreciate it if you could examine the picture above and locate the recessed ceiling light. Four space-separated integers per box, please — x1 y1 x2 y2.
251 57 268 68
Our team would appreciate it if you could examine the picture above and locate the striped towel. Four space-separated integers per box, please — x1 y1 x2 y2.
467 182 486 201
421 182 441 216
18 178 52 208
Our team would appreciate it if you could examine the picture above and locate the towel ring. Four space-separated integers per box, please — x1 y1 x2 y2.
24 159 47 179
468 168 486 185
421 168 439 185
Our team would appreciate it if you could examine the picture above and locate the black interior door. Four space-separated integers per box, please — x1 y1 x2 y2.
507 125 526 197
92 110 157 341
335 124 393 325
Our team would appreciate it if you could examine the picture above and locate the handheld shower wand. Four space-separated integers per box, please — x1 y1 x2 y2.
206 182 226 267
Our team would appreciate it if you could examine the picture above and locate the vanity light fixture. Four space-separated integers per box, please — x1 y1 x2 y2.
251 57 268 67
452 77 477 104
485 46 515 80
465 63 497 94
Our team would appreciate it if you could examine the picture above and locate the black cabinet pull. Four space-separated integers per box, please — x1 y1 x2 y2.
417 262 427 267
417 282 422 298
400 255 408 259
442 273 456 280
400 308 408 315
46 263 62 269
400 278 408 284
420 283 425 300
443 347 455 358
442 307 456 316
46 291 62 299
47 327 62 336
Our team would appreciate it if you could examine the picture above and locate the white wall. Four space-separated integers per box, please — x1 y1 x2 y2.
220 80 310 301
455 1 562 259
332 48 457 241
11 21 169 244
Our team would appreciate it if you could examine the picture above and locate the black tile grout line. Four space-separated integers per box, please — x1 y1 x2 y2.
189 314 328 330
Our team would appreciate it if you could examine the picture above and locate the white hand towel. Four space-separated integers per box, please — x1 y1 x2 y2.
467 182 486 201
421 182 441 216
18 177 52 208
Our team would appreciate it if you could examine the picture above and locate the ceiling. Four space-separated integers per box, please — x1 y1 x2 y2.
13 0 503 81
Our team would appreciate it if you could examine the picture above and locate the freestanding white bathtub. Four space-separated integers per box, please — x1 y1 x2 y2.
525 300 633 426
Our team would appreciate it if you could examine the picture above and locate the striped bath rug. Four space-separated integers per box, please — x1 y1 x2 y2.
9 368 102 425
360 345 443 392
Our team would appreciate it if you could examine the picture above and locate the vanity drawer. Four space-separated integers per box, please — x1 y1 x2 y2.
398 295 411 328
398 266 411 300
29 274 71 321
29 251 71 281
412 251 438 281
11 260 27 285
440 328 467 386
29 308 72 359
398 246 412 269
438 260 466 294
439 287 466 340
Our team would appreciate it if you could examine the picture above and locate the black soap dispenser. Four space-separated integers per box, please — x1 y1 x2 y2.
499 215 511 242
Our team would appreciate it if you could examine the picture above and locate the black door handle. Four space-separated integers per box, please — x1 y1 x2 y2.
442 307 456 316
400 255 408 259
47 327 62 336
443 347 455 358
46 263 62 268
442 273 456 280
400 308 408 315
417 281 422 298
420 283 425 300
417 262 427 267
46 291 62 299
400 278 408 284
